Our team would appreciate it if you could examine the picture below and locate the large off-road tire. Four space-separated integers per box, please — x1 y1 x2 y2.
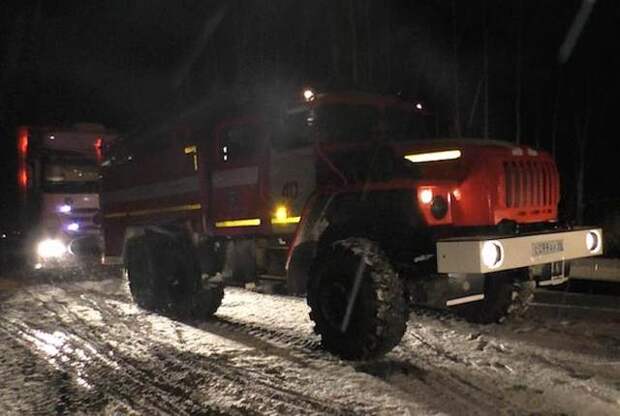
125 235 159 310
307 238 408 360
125 232 223 319
455 273 534 324
193 281 225 319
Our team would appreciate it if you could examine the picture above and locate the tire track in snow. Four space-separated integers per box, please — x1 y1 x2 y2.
5 279 619 415
3 285 362 415
72 293 356 415
0 317 225 416
400 311 620 415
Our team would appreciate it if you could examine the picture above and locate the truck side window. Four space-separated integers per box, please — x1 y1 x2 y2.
220 123 259 162
315 104 379 143
272 111 314 151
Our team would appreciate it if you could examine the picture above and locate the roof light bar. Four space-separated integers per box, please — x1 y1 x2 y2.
404 150 462 163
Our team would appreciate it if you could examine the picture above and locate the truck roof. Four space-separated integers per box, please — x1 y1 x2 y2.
19 124 117 159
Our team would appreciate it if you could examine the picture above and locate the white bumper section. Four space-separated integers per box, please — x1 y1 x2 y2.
437 228 603 274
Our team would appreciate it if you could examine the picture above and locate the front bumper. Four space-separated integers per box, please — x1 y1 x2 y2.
436 227 603 274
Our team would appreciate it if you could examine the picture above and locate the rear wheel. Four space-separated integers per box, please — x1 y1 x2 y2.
125 231 223 319
455 273 533 324
125 236 159 310
193 281 225 319
307 238 408 360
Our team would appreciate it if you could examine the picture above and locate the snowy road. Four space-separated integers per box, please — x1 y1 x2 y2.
0 274 619 415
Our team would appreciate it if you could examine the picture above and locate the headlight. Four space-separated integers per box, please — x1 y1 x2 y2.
419 189 433 204
37 239 67 258
585 230 601 253
481 240 504 269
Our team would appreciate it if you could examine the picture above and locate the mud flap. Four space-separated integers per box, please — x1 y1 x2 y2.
286 241 316 295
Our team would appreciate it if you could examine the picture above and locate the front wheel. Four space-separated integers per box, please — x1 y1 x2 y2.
307 238 408 360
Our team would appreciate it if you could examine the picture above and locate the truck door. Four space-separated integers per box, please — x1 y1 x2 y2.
211 118 267 235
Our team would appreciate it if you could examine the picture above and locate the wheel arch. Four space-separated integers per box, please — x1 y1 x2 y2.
121 220 199 265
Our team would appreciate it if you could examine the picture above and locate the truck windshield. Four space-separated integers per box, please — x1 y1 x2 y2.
384 108 432 142
41 157 99 194
275 104 380 150
314 104 380 143
275 103 432 149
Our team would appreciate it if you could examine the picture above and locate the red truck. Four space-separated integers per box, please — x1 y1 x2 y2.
100 89 603 360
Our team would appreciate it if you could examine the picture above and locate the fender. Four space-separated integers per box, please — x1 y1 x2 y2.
286 188 433 295
120 223 195 264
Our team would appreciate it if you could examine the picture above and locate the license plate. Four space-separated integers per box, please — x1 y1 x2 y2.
532 239 564 257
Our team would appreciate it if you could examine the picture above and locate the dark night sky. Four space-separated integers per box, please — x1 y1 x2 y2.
1 0 619 224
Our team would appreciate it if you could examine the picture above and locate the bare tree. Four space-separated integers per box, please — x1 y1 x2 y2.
468 76 483 134
451 0 461 137
482 0 489 139
574 106 590 225
328 6 342 84
348 0 359 85
515 0 523 144
550 72 562 157
364 0 373 86
385 1 392 89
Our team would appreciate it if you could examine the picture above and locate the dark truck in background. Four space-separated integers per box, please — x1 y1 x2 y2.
14 123 117 271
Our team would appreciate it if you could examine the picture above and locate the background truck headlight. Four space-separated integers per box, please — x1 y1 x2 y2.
58 204 72 213
37 239 67 258
303 88 315 101
481 240 504 269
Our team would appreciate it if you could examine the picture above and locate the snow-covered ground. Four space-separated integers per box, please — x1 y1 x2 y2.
0 274 619 415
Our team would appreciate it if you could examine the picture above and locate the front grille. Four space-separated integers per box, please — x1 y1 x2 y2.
503 161 558 208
